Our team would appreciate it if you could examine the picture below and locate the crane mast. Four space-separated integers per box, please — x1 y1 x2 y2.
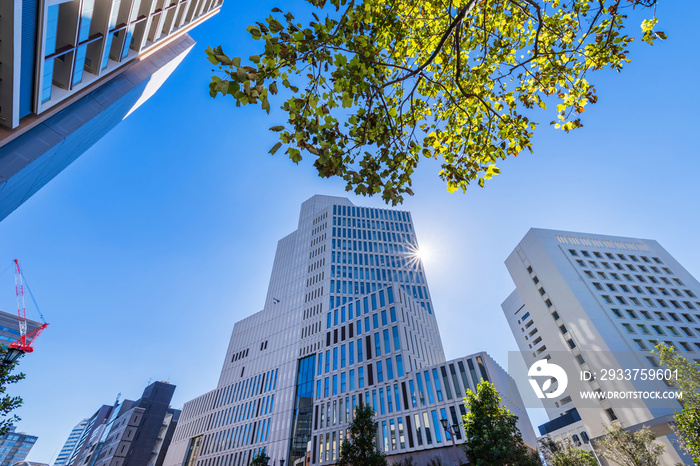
9 260 49 353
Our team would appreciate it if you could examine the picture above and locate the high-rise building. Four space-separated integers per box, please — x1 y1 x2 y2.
65 405 115 466
503 228 696 464
0 0 223 221
164 195 535 466
62 381 180 466
0 426 38 466
54 419 89 466
92 381 179 466
0 309 40 349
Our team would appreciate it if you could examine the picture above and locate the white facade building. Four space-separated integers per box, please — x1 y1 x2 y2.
503 228 696 464
164 195 535 466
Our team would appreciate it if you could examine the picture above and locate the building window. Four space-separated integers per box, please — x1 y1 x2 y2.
605 408 618 421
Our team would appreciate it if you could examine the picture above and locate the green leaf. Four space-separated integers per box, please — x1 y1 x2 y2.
206 0 661 205
288 148 302 164
269 142 283 155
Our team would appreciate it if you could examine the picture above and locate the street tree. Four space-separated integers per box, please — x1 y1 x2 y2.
551 447 598 466
250 449 270 465
0 347 25 435
597 424 664 466
338 402 387 466
539 436 597 466
461 380 538 465
656 343 700 463
207 0 664 204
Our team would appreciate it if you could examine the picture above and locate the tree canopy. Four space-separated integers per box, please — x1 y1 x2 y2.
461 380 538 465
656 343 700 463
207 0 663 204
597 424 664 466
337 402 387 466
0 347 25 435
539 436 597 466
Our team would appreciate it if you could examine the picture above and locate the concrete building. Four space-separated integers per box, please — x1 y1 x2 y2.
92 381 179 466
62 381 179 466
502 228 697 464
54 419 89 466
0 0 223 221
164 195 535 466
0 426 38 466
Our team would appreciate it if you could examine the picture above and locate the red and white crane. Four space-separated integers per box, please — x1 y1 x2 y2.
9 259 49 354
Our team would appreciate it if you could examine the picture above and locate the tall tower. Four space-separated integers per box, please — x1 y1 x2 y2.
165 195 534 466
53 418 89 466
0 0 223 221
503 228 696 464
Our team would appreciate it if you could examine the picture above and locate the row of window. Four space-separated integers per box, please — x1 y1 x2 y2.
230 348 248 362
592 281 695 299
214 369 278 410
574 257 674 276
330 286 430 314
332 263 424 282
332 224 414 241
330 279 425 299
332 204 411 224
600 294 696 311
525 265 577 372
210 393 275 431
317 356 406 398
327 291 396 328
314 404 465 464
197 446 267 466
632 338 700 353
582 268 685 287
613 308 699 326
41 0 218 105
330 250 423 273
321 326 402 369
201 416 272 457
569 249 663 264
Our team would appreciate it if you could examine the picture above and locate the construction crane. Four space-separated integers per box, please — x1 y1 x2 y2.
7 260 49 359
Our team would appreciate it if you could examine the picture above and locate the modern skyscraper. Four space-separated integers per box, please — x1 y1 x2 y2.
53 419 89 466
0 0 223 221
503 228 696 464
164 195 535 466
0 426 38 466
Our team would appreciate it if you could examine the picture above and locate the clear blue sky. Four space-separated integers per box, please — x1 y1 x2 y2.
0 1 698 461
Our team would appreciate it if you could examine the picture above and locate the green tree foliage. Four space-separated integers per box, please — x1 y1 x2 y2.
249 449 270 466
656 343 700 463
461 380 538 465
539 436 597 466
0 347 25 436
338 402 387 466
207 0 663 204
597 424 664 466
551 446 597 466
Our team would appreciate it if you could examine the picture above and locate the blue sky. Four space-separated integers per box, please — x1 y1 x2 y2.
0 1 698 461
